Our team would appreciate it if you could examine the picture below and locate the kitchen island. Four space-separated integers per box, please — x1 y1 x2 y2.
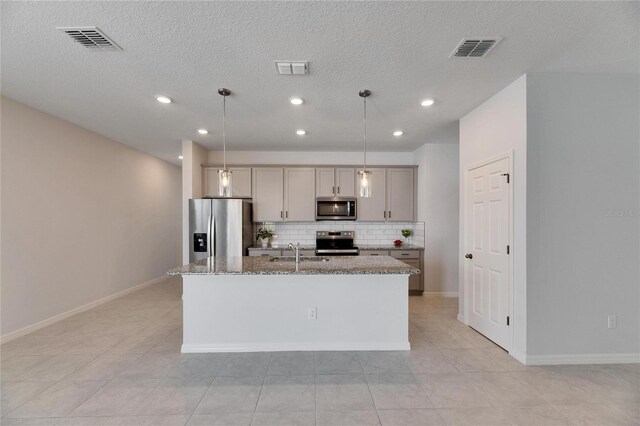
168 256 420 353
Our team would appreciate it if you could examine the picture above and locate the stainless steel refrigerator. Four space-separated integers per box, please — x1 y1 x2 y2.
189 198 253 262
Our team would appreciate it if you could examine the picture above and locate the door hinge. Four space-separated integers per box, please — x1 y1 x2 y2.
507 245 510 254
501 173 510 183
507 316 510 326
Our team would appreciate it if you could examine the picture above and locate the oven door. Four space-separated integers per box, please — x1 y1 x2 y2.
316 197 357 221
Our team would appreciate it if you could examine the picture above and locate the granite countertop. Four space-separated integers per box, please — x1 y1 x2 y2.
168 256 421 276
249 244 316 251
248 244 423 251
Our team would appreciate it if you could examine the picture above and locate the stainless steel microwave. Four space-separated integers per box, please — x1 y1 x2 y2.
316 197 357 221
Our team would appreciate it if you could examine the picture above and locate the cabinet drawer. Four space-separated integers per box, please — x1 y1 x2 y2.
359 250 389 256
249 250 282 257
390 250 420 259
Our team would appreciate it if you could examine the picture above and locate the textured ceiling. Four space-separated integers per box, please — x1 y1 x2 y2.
2 1 638 164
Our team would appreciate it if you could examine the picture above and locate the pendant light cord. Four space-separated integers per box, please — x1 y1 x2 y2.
363 96 367 170
222 94 227 170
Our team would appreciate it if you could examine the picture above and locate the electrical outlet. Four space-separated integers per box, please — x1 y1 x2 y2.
608 315 617 329
308 308 317 320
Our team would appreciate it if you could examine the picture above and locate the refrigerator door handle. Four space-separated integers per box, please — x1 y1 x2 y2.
210 214 216 257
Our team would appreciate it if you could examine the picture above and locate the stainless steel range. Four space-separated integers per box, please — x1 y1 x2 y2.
315 231 359 256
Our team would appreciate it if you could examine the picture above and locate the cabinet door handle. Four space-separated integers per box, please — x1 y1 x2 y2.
384 211 387 219
337 186 340 194
286 211 289 219
332 186 335 195
401 253 409 256
388 211 392 218
280 211 283 219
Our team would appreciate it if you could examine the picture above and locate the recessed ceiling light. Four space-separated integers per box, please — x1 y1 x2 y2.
290 97 304 105
296 129 307 136
156 95 173 104
178 155 183 160
393 130 403 137
421 98 435 107
197 129 209 135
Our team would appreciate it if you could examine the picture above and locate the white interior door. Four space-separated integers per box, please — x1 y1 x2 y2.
465 157 511 349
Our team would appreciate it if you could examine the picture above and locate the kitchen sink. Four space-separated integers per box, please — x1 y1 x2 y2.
269 256 330 262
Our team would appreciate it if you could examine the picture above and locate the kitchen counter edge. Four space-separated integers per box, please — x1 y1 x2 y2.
248 244 424 251
168 255 421 276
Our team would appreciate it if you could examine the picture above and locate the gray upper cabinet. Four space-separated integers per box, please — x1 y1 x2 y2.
335 168 355 196
356 168 387 221
203 167 252 198
285 168 316 221
252 168 284 222
315 168 335 197
205 165 415 223
386 168 415 221
315 168 355 197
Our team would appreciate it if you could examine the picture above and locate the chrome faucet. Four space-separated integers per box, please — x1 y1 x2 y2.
288 242 301 263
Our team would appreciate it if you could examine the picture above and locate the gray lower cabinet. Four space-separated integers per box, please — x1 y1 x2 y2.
403 259 422 291
361 249 423 292
359 250 389 256
249 249 315 257
249 250 282 257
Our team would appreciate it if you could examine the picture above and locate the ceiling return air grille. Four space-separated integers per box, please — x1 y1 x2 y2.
274 61 309 75
57 27 122 51
450 37 502 58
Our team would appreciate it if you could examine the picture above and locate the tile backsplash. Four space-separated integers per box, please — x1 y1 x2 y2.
255 221 425 247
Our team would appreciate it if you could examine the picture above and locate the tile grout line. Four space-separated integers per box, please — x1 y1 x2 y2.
183 369 220 426
358 353 383 425
248 352 271 425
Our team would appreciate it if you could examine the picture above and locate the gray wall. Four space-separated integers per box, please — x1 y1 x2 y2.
413 143 460 295
1 97 182 338
526 73 640 356
459 75 528 356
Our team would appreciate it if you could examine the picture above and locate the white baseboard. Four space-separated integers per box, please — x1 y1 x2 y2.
182 341 411 353
523 353 640 365
509 349 527 365
0 275 172 345
422 292 458 298
456 313 467 324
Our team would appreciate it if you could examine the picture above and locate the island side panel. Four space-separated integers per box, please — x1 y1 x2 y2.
181 274 410 352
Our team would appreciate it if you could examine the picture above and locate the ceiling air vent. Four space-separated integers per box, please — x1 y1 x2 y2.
57 27 122 51
274 61 309 75
450 37 502 58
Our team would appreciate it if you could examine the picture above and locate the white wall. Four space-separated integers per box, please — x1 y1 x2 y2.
413 143 459 295
459 75 528 357
207 150 414 166
0 97 181 339
181 140 207 264
526 73 640 359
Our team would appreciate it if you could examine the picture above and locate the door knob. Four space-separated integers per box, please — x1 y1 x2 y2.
465 253 473 259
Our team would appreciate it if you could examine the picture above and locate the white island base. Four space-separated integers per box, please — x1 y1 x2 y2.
181 273 410 353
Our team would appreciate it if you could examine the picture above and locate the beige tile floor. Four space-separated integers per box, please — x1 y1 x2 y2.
1 276 638 425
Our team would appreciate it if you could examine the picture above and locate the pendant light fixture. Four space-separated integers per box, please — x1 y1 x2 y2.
357 89 372 198
217 88 232 197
